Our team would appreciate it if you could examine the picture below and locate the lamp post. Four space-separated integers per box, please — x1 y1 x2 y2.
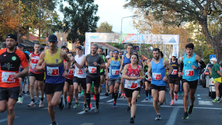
121 15 138 34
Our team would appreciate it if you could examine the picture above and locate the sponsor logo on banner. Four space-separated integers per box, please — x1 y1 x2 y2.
90 36 99 39
169 37 176 43
120 34 143 43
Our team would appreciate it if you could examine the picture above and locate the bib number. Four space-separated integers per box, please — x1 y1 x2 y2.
125 80 139 89
171 69 178 75
77 69 83 75
152 73 161 80
112 69 119 76
185 69 194 76
47 67 59 76
31 64 37 70
88 66 97 74
2 72 16 83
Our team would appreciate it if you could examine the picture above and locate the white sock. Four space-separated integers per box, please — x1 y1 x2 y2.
216 97 220 100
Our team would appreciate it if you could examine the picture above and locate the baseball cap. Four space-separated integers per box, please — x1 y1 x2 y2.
48 34 57 42
210 58 217 62
106 55 111 59
172 53 177 57
6 34 17 41
77 45 84 50
18 43 24 48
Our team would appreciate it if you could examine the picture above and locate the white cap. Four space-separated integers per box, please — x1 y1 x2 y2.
210 58 217 62
105 55 110 59
172 53 177 57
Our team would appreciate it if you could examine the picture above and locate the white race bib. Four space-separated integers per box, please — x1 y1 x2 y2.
171 69 178 75
124 79 140 89
185 69 194 76
88 66 97 74
31 63 37 70
47 67 59 76
2 71 16 83
152 73 161 80
112 69 119 76
76 69 83 75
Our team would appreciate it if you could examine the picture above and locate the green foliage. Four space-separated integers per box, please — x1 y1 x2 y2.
60 0 99 44
96 21 113 33
108 43 125 49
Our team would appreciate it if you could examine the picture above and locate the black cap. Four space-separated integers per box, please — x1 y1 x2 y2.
48 34 57 42
18 43 24 48
6 34 17 41
77 45 84 50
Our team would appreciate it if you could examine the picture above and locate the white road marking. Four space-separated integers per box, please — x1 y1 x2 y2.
107 99 114 102
0 116 19 123
198 100 213 106
77 107 96 114
165 107 180 125
141 99 153 103
174 99 183 104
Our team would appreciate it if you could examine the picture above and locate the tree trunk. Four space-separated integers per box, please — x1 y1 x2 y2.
211 40 222 62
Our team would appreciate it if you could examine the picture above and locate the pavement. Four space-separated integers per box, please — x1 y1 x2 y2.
1 85 222 125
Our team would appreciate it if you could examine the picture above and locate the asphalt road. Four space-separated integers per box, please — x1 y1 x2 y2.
1 85 222 125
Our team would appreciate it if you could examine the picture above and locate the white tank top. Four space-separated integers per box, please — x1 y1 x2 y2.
74 55 86 78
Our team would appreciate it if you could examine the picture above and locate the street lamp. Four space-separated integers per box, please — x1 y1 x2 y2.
121 15 138 34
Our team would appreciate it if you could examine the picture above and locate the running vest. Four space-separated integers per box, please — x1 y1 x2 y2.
124 64 141 89
44 49 65 84
100 55 105 73
30 52 43 74
182 53 199 81
123 54 131 67
74 55 86 78
109 58 121 79
169 58 179 78
151 58 166 86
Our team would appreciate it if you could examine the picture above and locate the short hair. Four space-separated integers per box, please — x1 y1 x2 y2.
185 43 194 49
127 43 133 48
153 48 160 53
61 45 66 49
34 43 41 46
65 47 69 52
98 47 103 51
92 44 98 49
67 52 74 56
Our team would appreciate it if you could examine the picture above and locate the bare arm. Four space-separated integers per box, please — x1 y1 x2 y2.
139 65 145 78
164 60 173 76
75 56 86 69
121 55 124 70
105 59 111 78
62 51 70 70
119 59 123 72
147 62 152 78
36 52 45 71
122 65 137 80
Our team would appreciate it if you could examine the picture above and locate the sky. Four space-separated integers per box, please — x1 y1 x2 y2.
57 0 138 34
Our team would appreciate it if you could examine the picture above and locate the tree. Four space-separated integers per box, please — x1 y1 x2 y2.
96 21 113 33
60 0 99 44
125 0 222 60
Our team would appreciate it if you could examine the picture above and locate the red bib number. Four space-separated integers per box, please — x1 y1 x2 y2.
152 73 161 80
31 63 37 70
88 66 97 74
77 69 83 75
185 69 194 76
112 69 119 75
47 67 59 76
171 69 178 75
2 72 16 83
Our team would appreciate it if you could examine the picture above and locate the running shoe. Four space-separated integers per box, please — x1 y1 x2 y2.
174 94 178 101
181 92 184 96
39 101 44 108
105 92 109 96
182 112 189 119
188 105 194 114
90 103 92 108
80 90 84 96
126 106 130 111
68 103 72 109
85 107 91 112
35 100 40 105
17 97 23 104
118 92 121 98
58 96 65 110
155 114 161 121
121 93 124 97
170 100 174 106
137 94 140 98
82 104 86 111
145 97 149 100
130 117 134 123
148 96 152 100
26 91 30 95
212 98 220 103
113 102 117 108
178 92 181 96
95 108 99 113
27 101 36 107
73 102 79 109
50 122 58 125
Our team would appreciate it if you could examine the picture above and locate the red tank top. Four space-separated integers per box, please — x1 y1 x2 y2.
30 52 43 74
126 63 140 77
65 68 74 80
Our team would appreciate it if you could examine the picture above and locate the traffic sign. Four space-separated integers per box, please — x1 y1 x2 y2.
210 55 216 59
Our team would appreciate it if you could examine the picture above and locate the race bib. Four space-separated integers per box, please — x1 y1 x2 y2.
47 67 59 76
76 69 83 75
31 63 37 70
125 79 140 89
88 66 97 74
112 69 119 76
185 69 194 76
2 71 16 83
171 69 178 75
152 73 161 80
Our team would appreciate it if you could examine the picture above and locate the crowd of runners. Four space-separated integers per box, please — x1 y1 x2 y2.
0 33 211 125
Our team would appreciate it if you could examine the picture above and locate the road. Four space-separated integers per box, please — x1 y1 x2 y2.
0 85 222 125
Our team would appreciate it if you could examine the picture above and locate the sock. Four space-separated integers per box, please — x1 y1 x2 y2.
95 94 100 109
41 98 44 101
112 92 114 98
69 103 72 106
52 121 56 125
114 93 118 102
85 93 91 108
216 97 220 100
145 90 148 97
148 89 151 96
31 99 34 102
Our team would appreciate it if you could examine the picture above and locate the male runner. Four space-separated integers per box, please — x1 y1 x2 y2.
36 34 70 125
178 43 206 119
98 48 106 94
28 43 45 108
72 45 87 110
169 54 180 106
147 48 173 120
0 34 29 125
106 50 122 108
83 44 105 113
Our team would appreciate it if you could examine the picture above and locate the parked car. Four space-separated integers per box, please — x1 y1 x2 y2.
208 77 216 99
199 64 213 88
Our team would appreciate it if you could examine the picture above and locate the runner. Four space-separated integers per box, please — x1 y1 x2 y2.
122 54 144 123
105 54 111 96
147 48 173 121
84 44 105 113
169 54 180 106
63 52 74 109
0 34 29 125
208 58 221 102
144 58 152 100
36 34 70 125
72 45 87 110
178 43 206 119
98 48 106 94
27 43 45 108
105 50 122 108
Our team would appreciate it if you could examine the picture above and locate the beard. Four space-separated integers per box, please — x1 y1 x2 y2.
154 56 159 60
7 46 15 51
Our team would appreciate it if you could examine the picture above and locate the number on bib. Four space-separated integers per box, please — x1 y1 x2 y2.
88 66 97 74
2 72 16 83
185 69 194 76
152 73 161 80
171 69 178 75
112 69 119 75
47 67 59 76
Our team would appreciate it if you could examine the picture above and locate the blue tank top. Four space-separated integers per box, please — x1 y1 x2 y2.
123 54 131 67
109 59 121 79
169 59 179 78
151 58 166 86
182 53 199 81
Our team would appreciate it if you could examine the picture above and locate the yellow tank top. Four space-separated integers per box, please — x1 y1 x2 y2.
44 49 62 64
